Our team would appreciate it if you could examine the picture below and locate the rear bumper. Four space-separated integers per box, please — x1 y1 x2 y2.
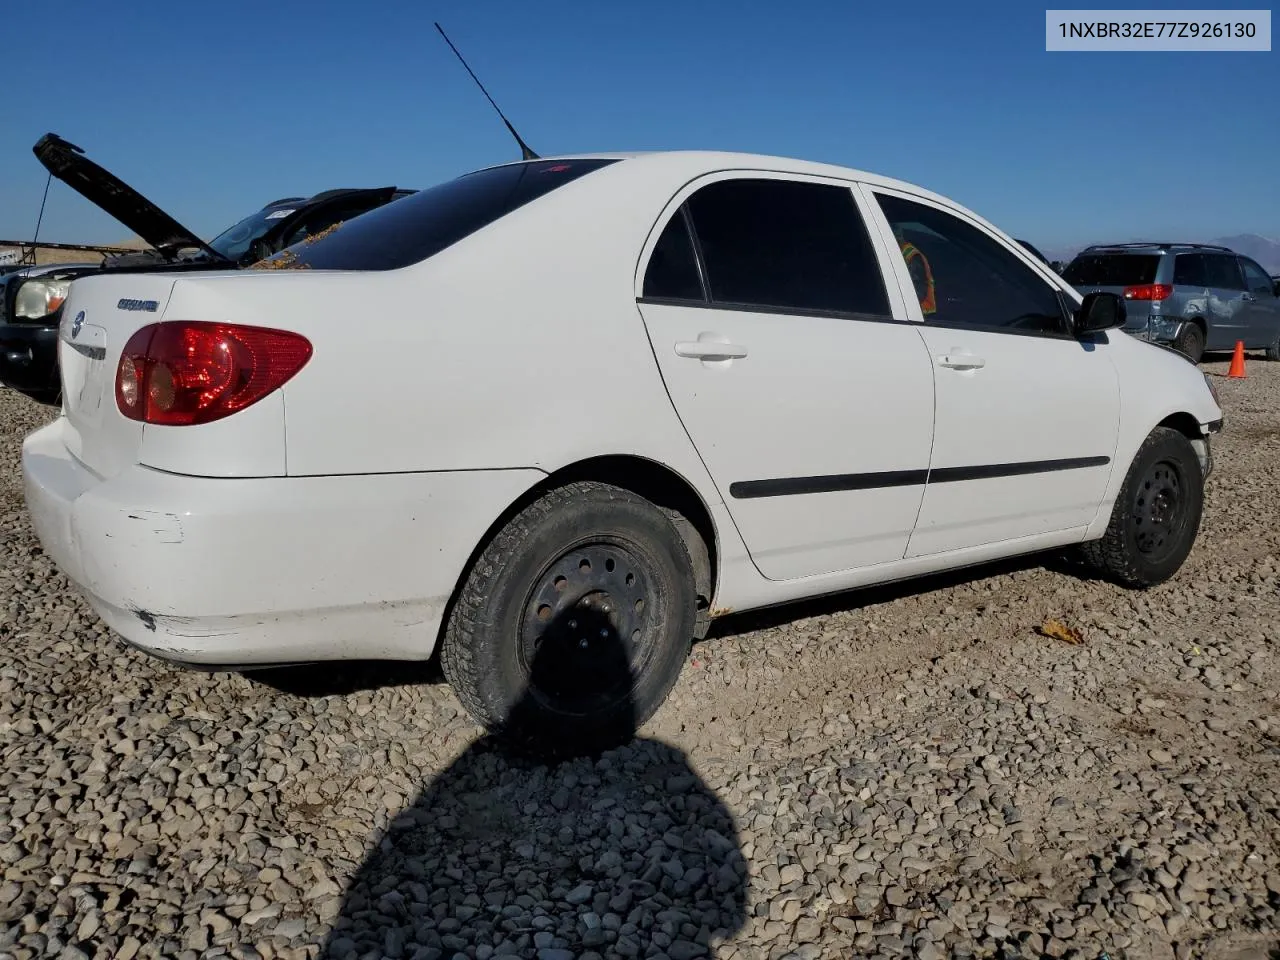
0 323 60 401
22 418 544 666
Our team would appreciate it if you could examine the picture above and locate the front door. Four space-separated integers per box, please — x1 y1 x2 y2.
864 188 1121 558
1238 256 1280 349
635 174 936 582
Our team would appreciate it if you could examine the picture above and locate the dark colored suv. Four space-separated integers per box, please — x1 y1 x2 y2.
1063 242 1280 363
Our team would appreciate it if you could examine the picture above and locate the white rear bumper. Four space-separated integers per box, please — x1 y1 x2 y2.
21 418 543 666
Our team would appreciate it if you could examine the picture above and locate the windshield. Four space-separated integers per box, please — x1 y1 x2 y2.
1063 253 1160 286
207 205 300 260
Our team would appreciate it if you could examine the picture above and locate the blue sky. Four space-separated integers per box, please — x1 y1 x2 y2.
1 0 1275 253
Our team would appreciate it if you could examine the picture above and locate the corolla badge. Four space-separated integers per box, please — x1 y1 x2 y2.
71 311 85 338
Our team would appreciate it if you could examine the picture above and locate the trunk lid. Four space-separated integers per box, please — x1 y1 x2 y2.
56 273 179 479
34 133 231 265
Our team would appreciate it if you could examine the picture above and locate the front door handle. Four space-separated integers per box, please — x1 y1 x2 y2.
674 340 748 361
1242 293 1257 302
936 353 986 370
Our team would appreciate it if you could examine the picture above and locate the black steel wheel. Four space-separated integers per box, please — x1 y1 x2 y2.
1080 426 1204 588
441 481 698 758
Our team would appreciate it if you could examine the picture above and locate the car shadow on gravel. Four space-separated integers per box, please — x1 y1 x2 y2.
317 610 750 960
706 548 1098 639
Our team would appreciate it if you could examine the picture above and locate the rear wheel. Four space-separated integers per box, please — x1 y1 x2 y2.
1080 427 1204 588
1173 322 1205 364
440 481 697 758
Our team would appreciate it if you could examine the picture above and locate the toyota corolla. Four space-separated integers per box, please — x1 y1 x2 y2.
22 151 1223 753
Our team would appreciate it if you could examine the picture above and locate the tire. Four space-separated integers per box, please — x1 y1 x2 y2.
440 481 697 758
1079 427 1204 588
1266 330 1280 362
1173 322 1205 364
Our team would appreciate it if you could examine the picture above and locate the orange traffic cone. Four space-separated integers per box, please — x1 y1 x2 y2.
1228 340 1247 379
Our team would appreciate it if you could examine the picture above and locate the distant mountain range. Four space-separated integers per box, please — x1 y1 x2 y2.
1039 234 1280 273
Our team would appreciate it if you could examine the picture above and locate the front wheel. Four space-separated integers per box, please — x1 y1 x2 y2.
1079 427 1204 588
440 481 697 758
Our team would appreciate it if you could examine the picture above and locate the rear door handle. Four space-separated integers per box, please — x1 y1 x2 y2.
936 353 986 370
674 341 748 360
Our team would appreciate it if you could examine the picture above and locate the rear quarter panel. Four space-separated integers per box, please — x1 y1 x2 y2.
173 158 758 606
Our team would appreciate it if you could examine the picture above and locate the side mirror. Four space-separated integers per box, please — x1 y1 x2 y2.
1074 291 1126 336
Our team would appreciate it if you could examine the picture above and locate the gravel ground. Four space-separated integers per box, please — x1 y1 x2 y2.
3 355 1280 960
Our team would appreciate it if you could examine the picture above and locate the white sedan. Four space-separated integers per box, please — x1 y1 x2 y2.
22 151 1223 753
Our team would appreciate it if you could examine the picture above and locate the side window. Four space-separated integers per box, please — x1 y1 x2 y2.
1173 254 1207 286
874 193 1066 334
683 178 890 316
642 207 704 301
1239 258 1275 296
1205 254 1246 291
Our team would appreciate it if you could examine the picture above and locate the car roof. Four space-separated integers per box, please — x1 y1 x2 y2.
1075 242 1236 255
469 149 985 219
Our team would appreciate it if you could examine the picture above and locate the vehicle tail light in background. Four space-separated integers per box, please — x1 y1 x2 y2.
116 321 312 425
1123 283 1173 301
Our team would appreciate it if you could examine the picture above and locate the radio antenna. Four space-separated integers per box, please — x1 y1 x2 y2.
435 22 540 161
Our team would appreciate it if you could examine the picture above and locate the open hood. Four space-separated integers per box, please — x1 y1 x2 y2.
32 133 231 264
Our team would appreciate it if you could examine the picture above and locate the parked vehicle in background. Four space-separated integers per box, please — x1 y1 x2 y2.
1062 242 1280 363
0 133 414 405
0 261 101 403
22 150 1223 755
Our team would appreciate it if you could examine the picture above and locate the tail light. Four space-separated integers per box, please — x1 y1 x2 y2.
1123 283 1173 301
115 321 312 426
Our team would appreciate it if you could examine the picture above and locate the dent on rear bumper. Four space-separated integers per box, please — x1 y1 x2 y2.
22 420 546 665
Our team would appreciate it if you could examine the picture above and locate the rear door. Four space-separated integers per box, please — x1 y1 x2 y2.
1238 256 1280 348
862 187 1121 558
635 173 935 582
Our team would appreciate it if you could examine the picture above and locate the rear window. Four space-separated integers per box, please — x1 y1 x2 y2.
257 158 621 272
1062 253 1161 286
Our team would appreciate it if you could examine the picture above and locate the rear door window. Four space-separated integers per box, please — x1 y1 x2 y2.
681 177 891 317
642 208 705 302
1173 254 1207 286
1062 254 1160 286
261 158 621 271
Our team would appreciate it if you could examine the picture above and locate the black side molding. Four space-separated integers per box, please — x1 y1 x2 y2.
729 456 1111 500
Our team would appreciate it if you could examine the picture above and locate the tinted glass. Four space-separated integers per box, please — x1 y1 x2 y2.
208 207 292 261
643 208 704 301
1173 254 1207 286
1205 254 1245 291
259 159 620 271
1239 258 1275 296
1062 253 1160 286
876 193 1066 334
685 178 890 316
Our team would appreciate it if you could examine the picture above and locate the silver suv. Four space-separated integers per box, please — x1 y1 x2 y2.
1063 243 1280 363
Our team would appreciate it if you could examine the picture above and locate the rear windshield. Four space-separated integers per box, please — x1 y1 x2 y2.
1062 253 1160 286
257 158 621 272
